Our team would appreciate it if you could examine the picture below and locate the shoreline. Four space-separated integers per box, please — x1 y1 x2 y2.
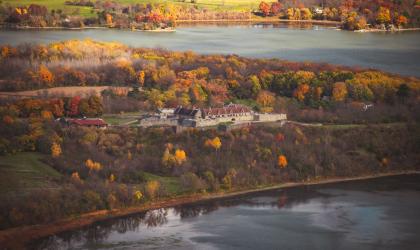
0 18 341 32
177 18 341 25
0 170 419 248
355 27 420 33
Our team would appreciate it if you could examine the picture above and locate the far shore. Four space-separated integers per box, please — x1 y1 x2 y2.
355 27 420 33
0 18 341 32
0 170 419 249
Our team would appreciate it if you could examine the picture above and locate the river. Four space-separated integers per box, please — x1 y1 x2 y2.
30 174 420 250
1 23 420 77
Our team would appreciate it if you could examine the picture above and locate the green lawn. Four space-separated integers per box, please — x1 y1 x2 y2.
102 111 143 126
142 172 182 195
2 0 96 17
0 152 61 195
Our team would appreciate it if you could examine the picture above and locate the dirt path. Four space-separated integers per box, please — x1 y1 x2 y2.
0 170 419 249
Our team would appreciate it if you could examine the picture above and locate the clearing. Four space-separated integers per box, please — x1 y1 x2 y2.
0 152 61 195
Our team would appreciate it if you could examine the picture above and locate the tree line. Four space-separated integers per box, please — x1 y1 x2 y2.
1 40 418 112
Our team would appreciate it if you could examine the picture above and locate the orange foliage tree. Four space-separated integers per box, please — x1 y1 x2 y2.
38 65 54 87
174 149 187 165
332 82 348 101
259 1 271 17
85 159 102 171
293 84 310 102
278 155 288 168
256 90 276 113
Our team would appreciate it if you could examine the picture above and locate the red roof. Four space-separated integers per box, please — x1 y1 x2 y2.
67 118 107 127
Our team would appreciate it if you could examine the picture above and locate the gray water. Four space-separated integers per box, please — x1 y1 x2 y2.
32 174 420 250
1 24 420 76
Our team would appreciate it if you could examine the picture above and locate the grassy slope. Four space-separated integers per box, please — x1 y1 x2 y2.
0 152 61 195
3 0 96 17
142 172 182 195
2 0 275 16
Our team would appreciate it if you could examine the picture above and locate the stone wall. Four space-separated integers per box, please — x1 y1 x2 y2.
254 113 287 122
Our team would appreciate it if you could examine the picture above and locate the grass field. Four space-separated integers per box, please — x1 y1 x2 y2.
2 0 96 17
0 86 133 99
2 0 273 17
0 152 61 195
102 111 143 126
142 172 182 195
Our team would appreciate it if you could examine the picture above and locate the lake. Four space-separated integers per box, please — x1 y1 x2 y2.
31 174 420 250
1 24 420 77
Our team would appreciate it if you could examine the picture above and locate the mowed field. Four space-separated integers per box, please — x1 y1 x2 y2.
0 86 133 99
2 0 274 15
0 152 61 195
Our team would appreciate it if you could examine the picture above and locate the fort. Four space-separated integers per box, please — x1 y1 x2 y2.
139 103 287 128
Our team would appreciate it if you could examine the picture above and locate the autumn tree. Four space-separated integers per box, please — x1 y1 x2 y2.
137 70 145 86
85 159 102 172
51 143 62 158
332 82 348 101
270 2 282 15
287 8 301 20
162 147 176 167
396 15 408 27
105 13 113 27
38 65 54 87
71 172 82 183
145 180 160 199
67 96 81 117
376 7 391 24
174 149 187 165
300 8 312 20
205 137 222 151
259 1 271 17
278 155 288 168
256 90 276 113
293 84 310 102
222 168 237 190
133 190 143 202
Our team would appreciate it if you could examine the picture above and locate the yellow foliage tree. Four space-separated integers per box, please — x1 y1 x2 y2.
205 137 222 151
137 71 145 86
174 149 187 165
145 180 160 199
162 147 176 167
51 143 62 158
376 7 391 24
278 155 288 168
109 174 116 183
133 190 143 201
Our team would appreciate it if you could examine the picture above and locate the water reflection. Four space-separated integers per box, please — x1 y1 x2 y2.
31 175 420 250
